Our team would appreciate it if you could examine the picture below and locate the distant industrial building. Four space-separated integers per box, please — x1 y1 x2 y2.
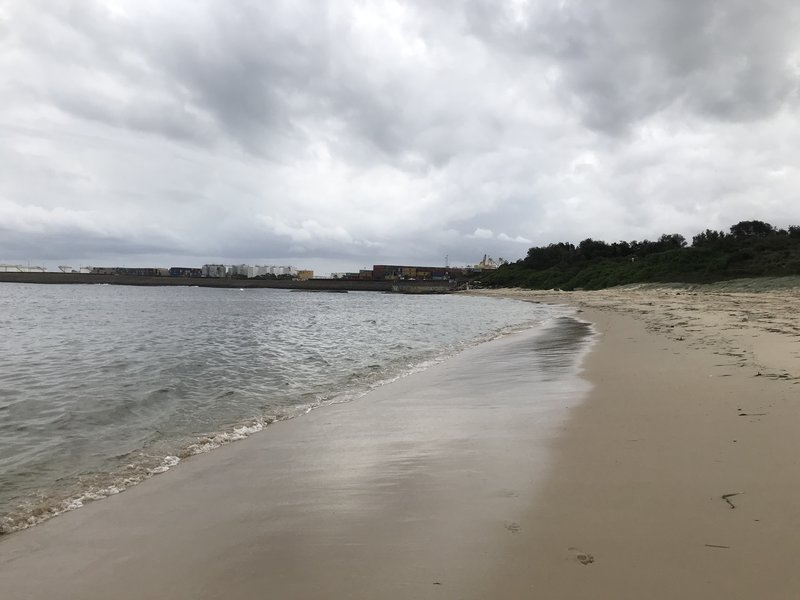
228 264 249 278
201 264 227 278
200 264 300 278
270 265 297 277
58 266 92 274
169 267 203 278
247 265 268 278
473 255 501 270
1 262 315 280
89 266 207 277
91 267 170 277
12 259 476 282
0 264 47 273
372 265 454 281
332 266 466 281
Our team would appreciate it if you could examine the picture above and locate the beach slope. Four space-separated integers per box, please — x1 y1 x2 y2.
3 286 800 598
471 287 800 598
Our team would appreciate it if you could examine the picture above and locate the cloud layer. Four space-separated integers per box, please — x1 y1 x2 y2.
2 0 799 272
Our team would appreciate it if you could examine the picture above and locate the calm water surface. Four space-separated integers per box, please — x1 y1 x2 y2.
0 283 566 532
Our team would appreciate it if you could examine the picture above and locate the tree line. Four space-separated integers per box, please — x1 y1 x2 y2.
481 220 800 290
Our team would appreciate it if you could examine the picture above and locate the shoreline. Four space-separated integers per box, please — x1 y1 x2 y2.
3 286 800 597
0 313 593 599
0 295 555 537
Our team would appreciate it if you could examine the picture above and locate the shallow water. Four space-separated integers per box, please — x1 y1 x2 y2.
0 284 568 532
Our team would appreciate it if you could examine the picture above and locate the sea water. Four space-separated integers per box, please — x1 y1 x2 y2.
0 283 575 533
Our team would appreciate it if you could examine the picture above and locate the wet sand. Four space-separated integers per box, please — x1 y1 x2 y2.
3 285 800 598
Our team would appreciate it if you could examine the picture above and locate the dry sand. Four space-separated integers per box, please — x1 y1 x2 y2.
2 284 800 598
469 286 800 598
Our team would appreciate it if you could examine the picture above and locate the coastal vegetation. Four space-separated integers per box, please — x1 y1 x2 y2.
481 220 800 290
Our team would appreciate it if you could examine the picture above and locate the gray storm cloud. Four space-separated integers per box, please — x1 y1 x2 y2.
1 0 799 272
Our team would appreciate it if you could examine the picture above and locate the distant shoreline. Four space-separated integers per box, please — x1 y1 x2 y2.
0 272 452 293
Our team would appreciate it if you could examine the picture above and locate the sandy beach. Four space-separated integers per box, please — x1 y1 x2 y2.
3 284 800 598
470 285 800 598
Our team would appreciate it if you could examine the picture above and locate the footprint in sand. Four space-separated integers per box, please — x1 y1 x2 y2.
505 521 521 533
569 547 595 565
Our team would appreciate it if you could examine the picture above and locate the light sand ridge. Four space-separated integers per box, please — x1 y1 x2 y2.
470 285 800 382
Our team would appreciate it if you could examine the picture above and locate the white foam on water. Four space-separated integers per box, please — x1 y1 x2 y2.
149 455 180 474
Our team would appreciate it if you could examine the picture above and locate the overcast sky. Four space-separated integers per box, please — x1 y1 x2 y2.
2 0 799 274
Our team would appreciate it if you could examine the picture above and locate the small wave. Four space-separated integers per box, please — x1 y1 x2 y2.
0 454 183 535
149 455 181 474
184 418 273 455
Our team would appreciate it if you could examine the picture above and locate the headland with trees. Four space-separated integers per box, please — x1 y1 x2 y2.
480 220 800 290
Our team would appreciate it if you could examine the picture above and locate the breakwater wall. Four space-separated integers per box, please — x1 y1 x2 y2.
0 272 453 293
